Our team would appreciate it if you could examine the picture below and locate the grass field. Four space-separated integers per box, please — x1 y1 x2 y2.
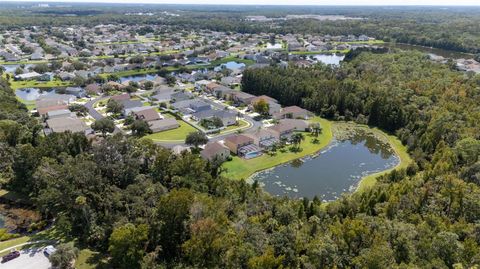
144 119 197 142
222 117 333 180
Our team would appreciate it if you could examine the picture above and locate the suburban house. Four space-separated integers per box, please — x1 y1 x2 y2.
45 117 88 134
191 109 237 126
171 91 194 102
267 119 310 140
120 100 144 115
224 134 262 159
229 91 256 105
65 87 87 98
148 118 180 133
131 107 161 122
171 99 211 115
245 128 278 148
200 142 231 162
46 109 74 119
111 93 130 101
14 72 41 81
273 106 313 120
224 134 254 154
85 83 102 95
249 95 282 115
194 80 210 91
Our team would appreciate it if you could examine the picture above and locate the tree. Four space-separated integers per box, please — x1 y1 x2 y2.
309 123 322 137
48 243 79 269
107 74 120 82
130 120 151 137
291 133 305 151
106 99 124 116
33 63 49 74
144 81 154 91
253 98 270 116
185 131 208 151
108 223 149 269
92 118 115 136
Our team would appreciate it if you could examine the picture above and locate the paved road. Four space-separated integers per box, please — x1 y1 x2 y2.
2 248 51 269
84 96 123 134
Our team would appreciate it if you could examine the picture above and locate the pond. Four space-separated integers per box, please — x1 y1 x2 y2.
214 61 246 71
382 43 473 59
250 132 399 201
1 64 34 74
119 74 158 83
310 54 345 66
15 88 56 101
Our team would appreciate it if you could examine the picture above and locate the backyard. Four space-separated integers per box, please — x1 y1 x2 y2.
144 119 197 142
222 117 333 180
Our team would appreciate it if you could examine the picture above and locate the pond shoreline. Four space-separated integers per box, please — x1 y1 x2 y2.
247 121 411 199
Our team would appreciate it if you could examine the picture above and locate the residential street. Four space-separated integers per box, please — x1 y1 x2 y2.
2 248 52 269
84 96 124 134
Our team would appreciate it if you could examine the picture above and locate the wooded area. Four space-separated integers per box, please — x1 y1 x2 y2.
2 49 480 268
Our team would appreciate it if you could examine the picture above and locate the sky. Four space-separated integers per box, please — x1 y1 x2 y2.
10 0 480 6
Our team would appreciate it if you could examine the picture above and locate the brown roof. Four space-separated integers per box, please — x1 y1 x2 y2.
46 117 87 133
111 93 130 101
206 82 221 90
224 134 254 145
251 95 278 104
270 119 309 133
133 108 161 122
38 104 69 116
85 83 101 94
282 106 310 114
201 142 229 159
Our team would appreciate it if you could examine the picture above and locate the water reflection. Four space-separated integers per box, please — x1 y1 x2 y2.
250 132 398 201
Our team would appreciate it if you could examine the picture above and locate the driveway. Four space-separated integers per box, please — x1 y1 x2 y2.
2 248 51 269
84 96 123 134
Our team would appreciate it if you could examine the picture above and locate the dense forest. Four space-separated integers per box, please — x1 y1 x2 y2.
0 5 479 53
2 49 480 268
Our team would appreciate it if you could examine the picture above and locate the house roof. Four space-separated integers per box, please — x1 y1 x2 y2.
38 104 69 116
149 118 179 129
224 134 254 145
201 142 229 160
251 95 278 104
111 93 130 101
282 106 310 114
133 108 161 122
46 117 87 133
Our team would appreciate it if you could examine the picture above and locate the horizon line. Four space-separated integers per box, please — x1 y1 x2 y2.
3 1 480 7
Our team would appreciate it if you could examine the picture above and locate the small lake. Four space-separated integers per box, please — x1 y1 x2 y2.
383 43 473 59
214 61 246 71
310 54 345 66
15 88 56 101
1 64 34 73
250 132 399 201
119 74 157 83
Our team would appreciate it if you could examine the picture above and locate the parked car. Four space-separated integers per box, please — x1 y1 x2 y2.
1 250 20 263
43 245 57 256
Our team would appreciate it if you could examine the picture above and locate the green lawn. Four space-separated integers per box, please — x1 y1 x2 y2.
222 117 333 180
144 119 197 142
221 119 250 133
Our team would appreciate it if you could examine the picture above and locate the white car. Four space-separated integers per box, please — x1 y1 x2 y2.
43 245 57 256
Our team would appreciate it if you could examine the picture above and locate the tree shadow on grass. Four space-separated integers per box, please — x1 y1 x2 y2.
85 251 111 269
